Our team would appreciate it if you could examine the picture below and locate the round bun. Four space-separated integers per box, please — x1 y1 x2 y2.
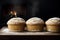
45 17 60 25
26 17 44 24
7 17 25 24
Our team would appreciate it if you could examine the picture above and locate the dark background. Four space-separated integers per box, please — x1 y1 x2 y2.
0 0 59 28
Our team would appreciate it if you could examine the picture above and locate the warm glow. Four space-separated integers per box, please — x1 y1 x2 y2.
10 11 17 17
14 12 16 16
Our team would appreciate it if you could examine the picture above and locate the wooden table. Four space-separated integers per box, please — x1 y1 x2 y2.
0 27 60 40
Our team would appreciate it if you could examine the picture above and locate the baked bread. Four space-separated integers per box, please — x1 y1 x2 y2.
45 17 60 32
26 17 44 31
7 17 26 32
